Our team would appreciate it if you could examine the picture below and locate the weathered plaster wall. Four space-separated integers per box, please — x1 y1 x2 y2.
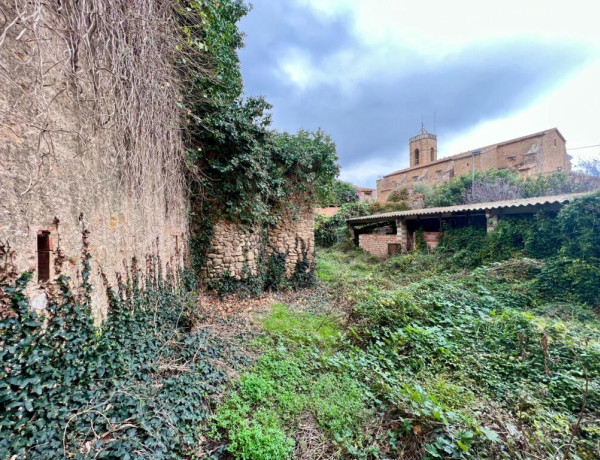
0 2 188 319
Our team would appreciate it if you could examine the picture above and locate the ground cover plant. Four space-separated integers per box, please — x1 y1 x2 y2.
212 194 600 459
0 251 236 459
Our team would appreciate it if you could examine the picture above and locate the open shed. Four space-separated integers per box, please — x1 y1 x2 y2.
346 192 589 258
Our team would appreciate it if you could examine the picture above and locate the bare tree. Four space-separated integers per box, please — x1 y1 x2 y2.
463 177 525 204
578 158 600 178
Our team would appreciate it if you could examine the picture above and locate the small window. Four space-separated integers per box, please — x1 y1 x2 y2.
554 139 557 146
414 149 420 165
37 231 51 283
430 147 435 162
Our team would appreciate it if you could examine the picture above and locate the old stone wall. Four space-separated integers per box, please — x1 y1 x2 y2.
202 221 261 281
268 209 315 277
0 2 188 319
202 208 315 281
359 234 396 258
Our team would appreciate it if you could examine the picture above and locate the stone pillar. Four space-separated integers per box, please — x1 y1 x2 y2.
348 224 358 246
486 209 498 232
396 218 408 253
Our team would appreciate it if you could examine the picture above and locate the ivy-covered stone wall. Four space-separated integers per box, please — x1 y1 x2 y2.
267 208 315 278
201 207 315 282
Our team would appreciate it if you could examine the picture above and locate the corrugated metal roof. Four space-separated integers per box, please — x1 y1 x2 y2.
346 192 593 225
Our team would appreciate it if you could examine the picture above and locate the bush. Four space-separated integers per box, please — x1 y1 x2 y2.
419 169 600 208
387 187 409 203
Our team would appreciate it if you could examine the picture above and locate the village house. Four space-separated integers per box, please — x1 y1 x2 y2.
355 185 376 202
376 127 571 203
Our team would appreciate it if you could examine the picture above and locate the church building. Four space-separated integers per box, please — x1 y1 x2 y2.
376 127 571 203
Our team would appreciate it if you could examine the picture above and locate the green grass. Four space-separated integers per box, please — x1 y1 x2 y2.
212 246 600 459
260 303 340 341
212 303 369 459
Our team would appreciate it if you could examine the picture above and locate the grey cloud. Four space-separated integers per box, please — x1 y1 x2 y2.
239 1 588 186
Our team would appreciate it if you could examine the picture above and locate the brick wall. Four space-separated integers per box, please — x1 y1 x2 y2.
421 232 444 250
359 234 397 258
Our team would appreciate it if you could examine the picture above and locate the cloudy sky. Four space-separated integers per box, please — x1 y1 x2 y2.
238 0 600 187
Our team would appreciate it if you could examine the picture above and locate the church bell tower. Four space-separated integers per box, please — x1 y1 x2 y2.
409 125 437 167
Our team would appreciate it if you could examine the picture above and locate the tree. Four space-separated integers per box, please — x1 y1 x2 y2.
317 180 358 206
578 158 600 178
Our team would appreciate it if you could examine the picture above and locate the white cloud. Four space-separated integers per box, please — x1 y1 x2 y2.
301 0 600 58
442 61 600 163
294 0 600 181
339 155 397 186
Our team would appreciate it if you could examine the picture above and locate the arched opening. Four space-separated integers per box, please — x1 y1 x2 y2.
37 231 51 283
430 147 435 162
414 149 420 165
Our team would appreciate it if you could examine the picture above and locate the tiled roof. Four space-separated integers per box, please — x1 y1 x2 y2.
346 192 593 224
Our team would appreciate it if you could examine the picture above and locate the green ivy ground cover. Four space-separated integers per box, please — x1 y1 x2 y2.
0 266 240 459
211 246 600 459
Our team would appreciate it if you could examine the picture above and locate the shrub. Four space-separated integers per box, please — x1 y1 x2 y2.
387 187 409 203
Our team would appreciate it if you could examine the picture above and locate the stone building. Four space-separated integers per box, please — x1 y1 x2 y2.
377 127 571 203
355 185 376 202
0 2 188 319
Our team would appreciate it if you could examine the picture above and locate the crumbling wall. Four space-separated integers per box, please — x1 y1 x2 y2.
267 208 315 277
202 221 261 281
202 208 315 282
0 1 188 319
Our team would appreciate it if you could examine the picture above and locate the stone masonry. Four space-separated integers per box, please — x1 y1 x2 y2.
203 221 261 281
202 208 315 281
377 127 571 203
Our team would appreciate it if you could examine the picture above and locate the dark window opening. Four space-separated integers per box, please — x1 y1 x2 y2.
430 147 435 161
554 139 557 146
37 231 51 283
414 149 420 165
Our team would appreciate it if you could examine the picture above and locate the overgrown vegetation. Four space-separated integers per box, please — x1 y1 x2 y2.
212 192 600 459
415 169 599 208
315 201 410 247
0 251 233 458
317 180 360 206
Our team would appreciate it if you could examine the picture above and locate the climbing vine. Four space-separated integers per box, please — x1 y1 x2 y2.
0 234 232 458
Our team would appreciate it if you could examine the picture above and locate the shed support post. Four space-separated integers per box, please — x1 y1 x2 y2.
396 218 408 253
486 209 498 232
348 224 358 246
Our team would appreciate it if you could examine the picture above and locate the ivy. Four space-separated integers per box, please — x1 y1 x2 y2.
175 1 338 281
0 262 230 458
